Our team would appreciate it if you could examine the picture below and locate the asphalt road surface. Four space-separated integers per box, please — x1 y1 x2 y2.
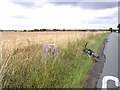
97 32 119 88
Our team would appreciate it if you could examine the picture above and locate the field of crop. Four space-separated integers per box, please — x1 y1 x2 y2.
1 31 108 88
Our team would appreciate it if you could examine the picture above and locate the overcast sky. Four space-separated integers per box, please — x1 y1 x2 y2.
0 0 119 30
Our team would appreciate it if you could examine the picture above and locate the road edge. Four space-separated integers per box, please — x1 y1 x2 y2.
85 33 109 88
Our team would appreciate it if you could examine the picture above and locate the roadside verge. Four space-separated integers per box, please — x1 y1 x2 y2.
85 33 109 88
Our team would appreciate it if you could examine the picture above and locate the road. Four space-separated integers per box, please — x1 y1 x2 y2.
97 32 119 88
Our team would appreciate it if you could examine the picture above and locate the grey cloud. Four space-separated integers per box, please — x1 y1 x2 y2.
10 0 118 9
12 2 35 8
51 2 118 10
80 2 118 10
10 0 38 8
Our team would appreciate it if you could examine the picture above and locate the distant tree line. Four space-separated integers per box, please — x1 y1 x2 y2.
1 24 120 32
22 29 118 32
0 28 118 32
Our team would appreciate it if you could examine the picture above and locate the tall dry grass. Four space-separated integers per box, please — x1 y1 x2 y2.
1 31 108 88
2 31 104 50
1 31 103 69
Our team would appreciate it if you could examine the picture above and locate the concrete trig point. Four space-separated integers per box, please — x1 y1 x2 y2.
42 44 58 61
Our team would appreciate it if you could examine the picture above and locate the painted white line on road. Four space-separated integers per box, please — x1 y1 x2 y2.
102 76 120 88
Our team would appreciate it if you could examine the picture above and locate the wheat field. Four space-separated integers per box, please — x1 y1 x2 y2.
2 31 104 50
1 31 103 61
